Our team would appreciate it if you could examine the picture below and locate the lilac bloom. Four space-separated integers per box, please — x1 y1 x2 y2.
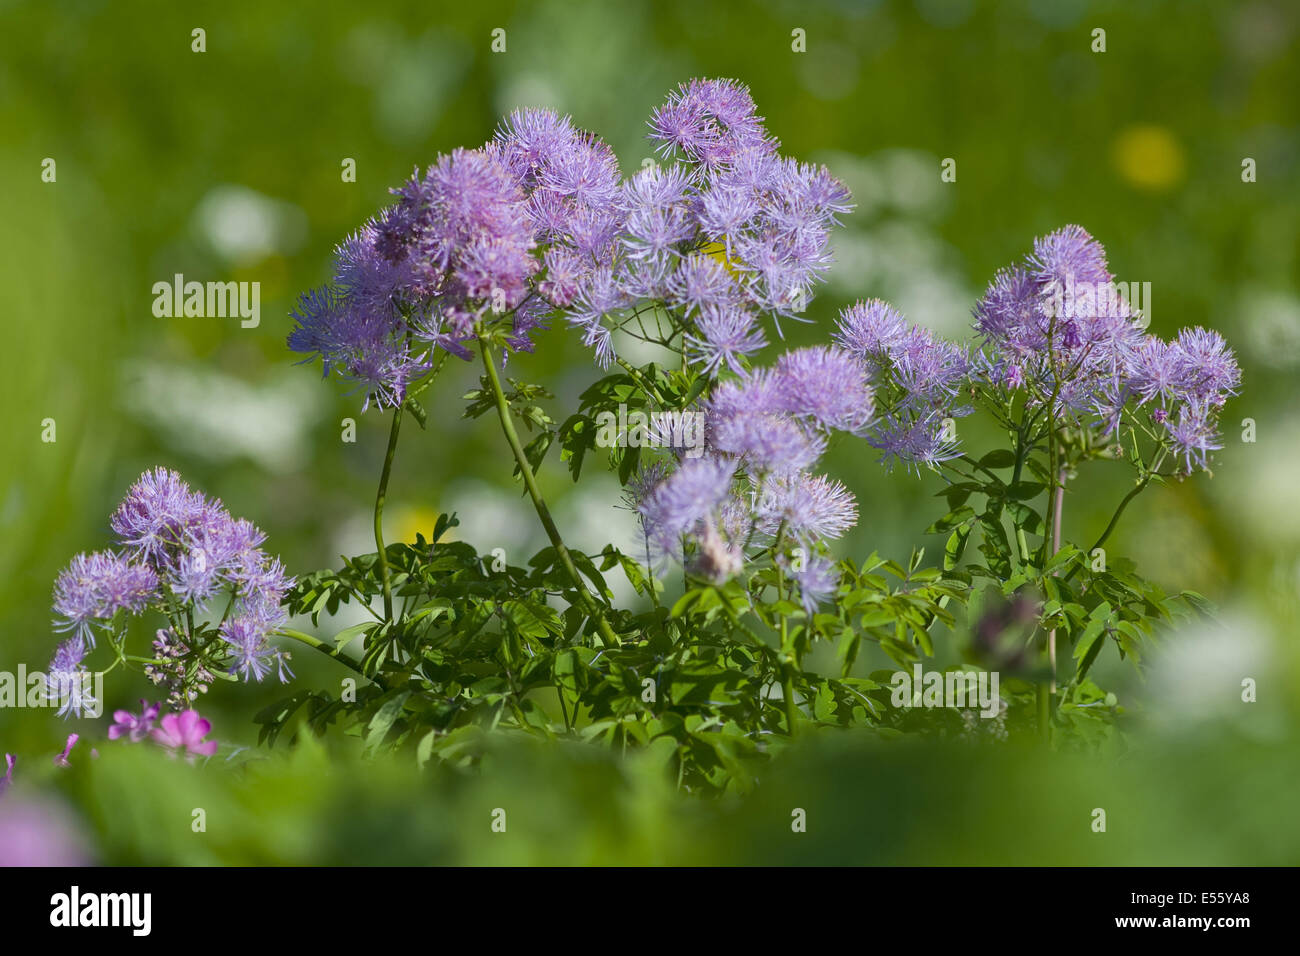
755 472 858 542
789 555 840 616
1164 401 1223 475
1171 326 1241 402
109 467 207 562
773 346 874 433
835 299 913 361
219 613 293 684
686 304 767 375
637 456 738 561
667 253 741 316
52 552 158 645
45 639 96 719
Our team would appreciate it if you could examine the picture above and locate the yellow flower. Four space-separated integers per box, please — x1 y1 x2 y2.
1111 125 1185 191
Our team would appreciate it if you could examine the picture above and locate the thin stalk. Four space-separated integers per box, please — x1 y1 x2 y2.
1085 474 1149 556
477 334 620 649
374 405 404 621
770 521 799 736
1047 468 1066 696
773 560 799 736
1037 323 1063 739
1061 471 1155 586
615 357 671 407
278 628 386 687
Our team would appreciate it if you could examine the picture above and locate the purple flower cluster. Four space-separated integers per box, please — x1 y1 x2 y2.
834 299 970 473
290 79 852 403
565 79 851 370
971 226 1240 473
290 109 624 402
48 468 294 718
633 344 865 611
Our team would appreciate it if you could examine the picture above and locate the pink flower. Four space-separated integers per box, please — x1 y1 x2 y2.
0 754 14 797
150 710 218 758
108 700 160 742
53 734 79 768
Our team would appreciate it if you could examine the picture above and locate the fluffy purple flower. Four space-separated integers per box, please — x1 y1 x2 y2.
539 245 587 307
108 700 160 742
394 148 538 316
45 639 96 718
871 413 962 474
648 78 774 171
109 467 206 562
1123 336 1181 406
696 183 761 244
52 552 157 645
788 555 839 616
756 472 858 542
708 399 826 475
567 265 629 367
53 469 294 714
545 81 849 358
1029 224 1112 290
151 710 218 759
219 613 293 683
621 166 695 261
1164 401 1223 475
685 304 767 375
1 754 14 797
1170 327 1241 402
835 299 912 360
288 223 426 411
772 346 874 433
164 510 260 609
667 253 741 316
889 330 969 410
492 108 581 187
971 226 1144 405
637 456 738 560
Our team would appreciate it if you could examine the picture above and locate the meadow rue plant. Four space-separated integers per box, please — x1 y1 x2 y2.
39 79 1234 794
46 468 294 722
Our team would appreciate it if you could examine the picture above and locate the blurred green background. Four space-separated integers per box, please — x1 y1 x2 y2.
2 0 1298 864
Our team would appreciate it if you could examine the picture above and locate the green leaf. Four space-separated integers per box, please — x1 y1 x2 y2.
979 449 1017 469
364 691 411 754
1072 602 1112 662
925 505 976 535
944 526 972 570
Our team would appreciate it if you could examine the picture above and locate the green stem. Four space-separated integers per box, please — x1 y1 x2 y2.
278 628 385 687
1046 467 1066 698
375 405 404 621
616 357 670 407
477 334 619 649
1009 416 1034 567
771 523 799 736
1087 474 1150 556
